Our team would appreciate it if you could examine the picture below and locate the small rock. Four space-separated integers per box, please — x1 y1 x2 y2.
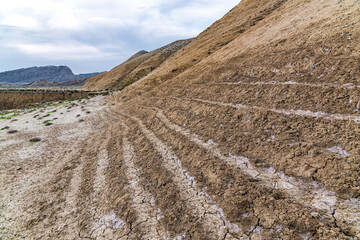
8 130 18 134
321 47 329 52
311 212 320 218
345 226 358 237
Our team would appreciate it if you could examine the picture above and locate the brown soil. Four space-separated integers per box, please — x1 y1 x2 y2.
1 0 360 239
0 90 100 110
82 39 192 91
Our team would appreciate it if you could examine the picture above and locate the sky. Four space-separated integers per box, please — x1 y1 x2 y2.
0 0 239 74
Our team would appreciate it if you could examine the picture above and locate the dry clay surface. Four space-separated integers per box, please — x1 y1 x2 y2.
0 90 359 239
1 0 360 239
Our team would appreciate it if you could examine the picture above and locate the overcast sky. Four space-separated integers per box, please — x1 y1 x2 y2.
0 0 239 74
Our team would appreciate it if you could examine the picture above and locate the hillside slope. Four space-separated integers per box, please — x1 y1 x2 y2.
1 0 360 239
82 39 192 90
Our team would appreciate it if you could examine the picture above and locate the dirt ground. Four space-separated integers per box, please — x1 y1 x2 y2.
1 0 360 239
0 90 359 239
0 90 98 110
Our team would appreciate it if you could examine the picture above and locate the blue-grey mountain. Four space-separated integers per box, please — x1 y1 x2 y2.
0 66 102 86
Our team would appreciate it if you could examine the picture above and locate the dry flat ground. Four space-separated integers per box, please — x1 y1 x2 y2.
1 0 360 239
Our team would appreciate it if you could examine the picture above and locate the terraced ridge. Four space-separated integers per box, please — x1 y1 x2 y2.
106 86 360 239
1 83 359 239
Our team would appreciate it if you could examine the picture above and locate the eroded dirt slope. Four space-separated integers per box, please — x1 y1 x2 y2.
1 0 360 239
82 39 191 91
0 90 98 110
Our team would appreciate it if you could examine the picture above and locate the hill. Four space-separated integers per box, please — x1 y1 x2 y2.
21 77 91 87
22 79 58 87
82 39 192 90
0 66 101 86
87 0 360 238
1 0 359 239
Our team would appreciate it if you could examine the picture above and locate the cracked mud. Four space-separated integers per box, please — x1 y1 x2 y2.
1 0 360 239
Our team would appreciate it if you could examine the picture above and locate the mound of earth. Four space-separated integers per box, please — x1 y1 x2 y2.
82 39 192 91
55 77 90 87
21 76 93 88
1 0 360 239
0 90 96 110
22 79 58 87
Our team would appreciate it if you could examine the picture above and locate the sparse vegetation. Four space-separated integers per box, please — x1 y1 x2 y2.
42 120 53 124
0 113 20 120
29 137 41 142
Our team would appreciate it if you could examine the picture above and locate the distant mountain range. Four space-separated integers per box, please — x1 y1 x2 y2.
0 66 103 86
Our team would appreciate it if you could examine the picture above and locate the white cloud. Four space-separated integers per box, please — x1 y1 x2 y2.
0 0 239 32
0 0 239 72
1 14 41 29
9 43 106 60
